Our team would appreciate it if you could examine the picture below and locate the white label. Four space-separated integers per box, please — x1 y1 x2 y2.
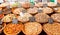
54 8 58 10
0 20 2 24
20 12 24 17
38 8 43 13
55 0 57 4
29 17 35 22
12 18 18 24
39 8 42 9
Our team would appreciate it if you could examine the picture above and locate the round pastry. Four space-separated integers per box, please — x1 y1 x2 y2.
22 2 30 9
34 13 50 23
22 22 42 35
0 2 9 7
43 22 60 35
53 7 60 13
0 23 6 33
42 7 53 14
51 13 60 22
3 23 23 35
47 2 57 7
27 7 38 14
12 8 26 14
2 14 16 22
17 13 32 22
1 14 12 22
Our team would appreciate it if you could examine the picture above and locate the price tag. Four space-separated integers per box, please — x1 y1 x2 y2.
42 0 48 7
22 10 27 13
0 20 2 24
38 8 43 13
43 4 48 7
54 0 57 4
54 8 58 11
29 16 35 22
20 12 24 17
0 25 3 29
48 18 54 24
12 18 18 24
0 10 2 14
